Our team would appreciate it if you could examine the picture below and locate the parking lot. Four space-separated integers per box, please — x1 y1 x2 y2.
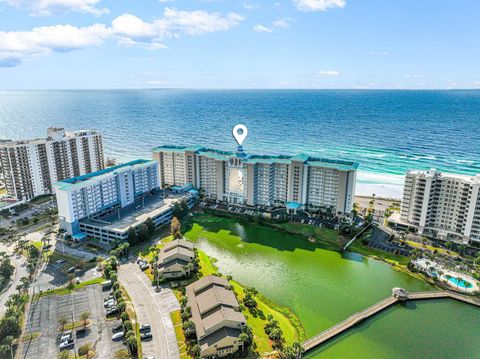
21 285 126 359
35 253 101 292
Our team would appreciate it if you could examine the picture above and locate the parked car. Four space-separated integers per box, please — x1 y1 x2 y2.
139 324 151 333
104 295 114 303
112 323 123 333
104 299 116 308
106 307 119 316
140 263 149 271
112 331 125 341
59 339 74 350
60 330 72 342
140 331 153 341
66 266 75 273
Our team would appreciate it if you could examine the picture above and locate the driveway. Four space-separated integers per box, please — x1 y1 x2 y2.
118 263 180 359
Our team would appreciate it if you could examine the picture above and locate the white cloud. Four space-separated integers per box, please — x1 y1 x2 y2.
293 0 345 12
253 19 290 33
475 81 480 86
316 70 340 77
242 2 259 10
0 8 244 66
272 18 290 29
370 50 388 56
252 24 272 33
0 23 109 66
1 0 109 16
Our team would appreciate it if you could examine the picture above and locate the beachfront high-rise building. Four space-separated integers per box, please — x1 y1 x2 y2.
0 128 104 201
54 159 166 242
152 145 358 214
400 169 480 244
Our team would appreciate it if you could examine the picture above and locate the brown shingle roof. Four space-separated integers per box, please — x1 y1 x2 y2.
186 275 246 340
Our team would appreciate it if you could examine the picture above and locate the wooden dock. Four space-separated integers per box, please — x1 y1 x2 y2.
302 289 480 352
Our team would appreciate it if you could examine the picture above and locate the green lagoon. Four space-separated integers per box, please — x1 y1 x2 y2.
185 215 480 358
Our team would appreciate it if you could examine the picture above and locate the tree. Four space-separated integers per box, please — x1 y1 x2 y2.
269 327 283 342
138 224 150 242
145 217 156 235
173 200 189 219
118 301 126 313
120 312 129 323
281 341 304 359
0 316 21 339
191 344 201 358
80 311 91 328
58 316 68 332
78 343 93 358
182 320 196 337
171 216 182 238
59 351 70 359
125 332 137 355
243 293 257 309
127 227 138 245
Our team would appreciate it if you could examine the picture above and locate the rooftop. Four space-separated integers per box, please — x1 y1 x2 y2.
0 128 100 147
152 145 359 171
186 275 246 338
407 169 480 183
54 159 156 191
79 192 187 234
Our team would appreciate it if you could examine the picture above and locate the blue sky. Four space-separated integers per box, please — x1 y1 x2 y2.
0 0 479 89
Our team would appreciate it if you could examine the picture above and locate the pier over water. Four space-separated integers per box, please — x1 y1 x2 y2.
302 288 480 352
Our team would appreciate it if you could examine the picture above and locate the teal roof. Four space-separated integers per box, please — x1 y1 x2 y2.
54 159 156 191
152 145 359 171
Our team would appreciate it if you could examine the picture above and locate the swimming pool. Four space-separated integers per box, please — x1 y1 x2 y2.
447 277 473 289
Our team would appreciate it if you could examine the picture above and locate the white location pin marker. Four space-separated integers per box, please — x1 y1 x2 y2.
232 124 248 146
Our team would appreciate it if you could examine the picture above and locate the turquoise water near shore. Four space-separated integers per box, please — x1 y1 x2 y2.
1 90 480 197
185 216 480 358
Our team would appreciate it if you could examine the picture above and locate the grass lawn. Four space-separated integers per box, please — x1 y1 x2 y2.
120 285 143 359
171 310 190 359
404 239 457 257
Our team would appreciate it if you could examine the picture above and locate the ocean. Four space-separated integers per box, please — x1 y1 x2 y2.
1 89 479 199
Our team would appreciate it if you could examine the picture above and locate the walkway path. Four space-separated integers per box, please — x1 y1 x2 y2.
303 289 480 352
118 263 180 359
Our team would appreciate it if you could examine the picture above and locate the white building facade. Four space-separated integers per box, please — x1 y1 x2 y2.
0 128 104 200
54 159 159 237
153 145 358 214
401 169 480 244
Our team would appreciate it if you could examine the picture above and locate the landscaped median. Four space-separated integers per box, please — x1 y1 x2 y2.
33 277 104 299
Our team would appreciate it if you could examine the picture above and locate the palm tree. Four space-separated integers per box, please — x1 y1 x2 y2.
80 311 91 328
125 332 137 355
58 316 68 332
456 276 463 290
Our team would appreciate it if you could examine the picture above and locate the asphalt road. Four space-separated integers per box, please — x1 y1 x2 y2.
118 262 180 359
0 242 27 316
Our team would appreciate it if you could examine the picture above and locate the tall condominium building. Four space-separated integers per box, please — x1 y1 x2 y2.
153 145 359 214
54 159 161 241
400 169 480 244
0 127 104 201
